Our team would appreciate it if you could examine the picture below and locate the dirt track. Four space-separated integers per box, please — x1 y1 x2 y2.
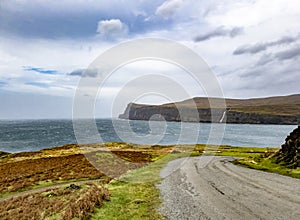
0 179 102 202
158 156 300 220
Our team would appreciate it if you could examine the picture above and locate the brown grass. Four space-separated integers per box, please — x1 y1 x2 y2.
0 144 169 194
0 154 104 194
0 182 110 220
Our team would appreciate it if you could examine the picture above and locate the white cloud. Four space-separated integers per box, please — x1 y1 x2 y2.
97 19 128 38
205 0 300 28
1 0 300 118
156 0 185 19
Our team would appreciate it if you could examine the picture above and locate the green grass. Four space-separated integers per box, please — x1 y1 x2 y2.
91 153 188 220
211 146 300 179
234 155 300 179
3 143 299 219
91 144 300 219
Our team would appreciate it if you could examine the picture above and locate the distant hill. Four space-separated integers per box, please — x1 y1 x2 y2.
119 94 300 125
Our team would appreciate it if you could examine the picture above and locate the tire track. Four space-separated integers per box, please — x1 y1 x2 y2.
158 156 300 220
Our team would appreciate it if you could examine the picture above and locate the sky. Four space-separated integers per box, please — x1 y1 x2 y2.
0 0 300 119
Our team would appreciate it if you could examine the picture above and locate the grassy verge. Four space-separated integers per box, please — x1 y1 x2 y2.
210 145 300 179
233 155 300 179
92 144 300 219
91 153 188 220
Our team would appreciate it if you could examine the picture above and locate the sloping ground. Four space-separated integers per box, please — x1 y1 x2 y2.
119 94 300 124
0 143 166 195
0 182 110 220
175 94 300 109
275 126 300 168
0 143 174 219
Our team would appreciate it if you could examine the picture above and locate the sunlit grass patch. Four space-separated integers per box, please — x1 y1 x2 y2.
234 155 300 179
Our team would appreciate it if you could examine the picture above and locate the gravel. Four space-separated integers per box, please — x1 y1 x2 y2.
158 156 300 220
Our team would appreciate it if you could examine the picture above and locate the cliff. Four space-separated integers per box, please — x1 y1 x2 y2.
119 94 300 125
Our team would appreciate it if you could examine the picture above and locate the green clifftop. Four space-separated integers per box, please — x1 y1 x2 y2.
119 94 300 125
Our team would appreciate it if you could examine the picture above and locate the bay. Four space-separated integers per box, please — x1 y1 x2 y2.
0 119 296 153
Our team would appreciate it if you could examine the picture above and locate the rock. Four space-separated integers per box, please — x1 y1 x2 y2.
171 150 181 154
66 184 80 190
275 126 300 168
45 191 57 197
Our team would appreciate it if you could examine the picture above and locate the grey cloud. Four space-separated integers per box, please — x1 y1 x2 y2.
69 68 100 77
233 35 300 55
223 60 300 98
255 45 300 67
275 45 300 61
194 26 243 42
256 54 273 66
234 44 268 55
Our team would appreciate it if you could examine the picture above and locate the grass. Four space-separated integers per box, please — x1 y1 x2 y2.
201 145 300 179
0 143 166 196
0 182 110 220
91 144 300 220
91 153 187 220
0 153 104 195
2 142 300 219
234 154 300 179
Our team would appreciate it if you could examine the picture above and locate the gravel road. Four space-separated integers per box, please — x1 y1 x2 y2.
158 156 300 220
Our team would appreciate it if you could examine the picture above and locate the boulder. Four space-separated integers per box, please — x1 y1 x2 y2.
275 126 300 168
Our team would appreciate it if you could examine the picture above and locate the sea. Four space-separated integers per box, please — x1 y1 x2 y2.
0 119 297 153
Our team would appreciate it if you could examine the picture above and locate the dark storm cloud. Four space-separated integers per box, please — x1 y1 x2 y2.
193 26 243 42
233 35 300 55
68 68 99 77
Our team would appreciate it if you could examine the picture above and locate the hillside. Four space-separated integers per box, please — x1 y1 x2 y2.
119 94 300 124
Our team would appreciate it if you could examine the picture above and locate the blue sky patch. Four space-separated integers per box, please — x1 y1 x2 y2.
0 82 8 87
26 82 49 88
23 66 58 75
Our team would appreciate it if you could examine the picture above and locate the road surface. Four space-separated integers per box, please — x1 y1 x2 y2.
158 156 300 220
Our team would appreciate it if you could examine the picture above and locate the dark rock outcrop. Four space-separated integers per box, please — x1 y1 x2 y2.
275 126 300 168
119 104 299 125
119 103 226 123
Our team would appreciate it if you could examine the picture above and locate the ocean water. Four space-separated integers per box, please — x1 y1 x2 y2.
0 119 297 153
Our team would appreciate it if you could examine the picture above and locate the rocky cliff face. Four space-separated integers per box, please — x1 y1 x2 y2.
275 126 300 168
119 103 226 123
119 103 299 125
